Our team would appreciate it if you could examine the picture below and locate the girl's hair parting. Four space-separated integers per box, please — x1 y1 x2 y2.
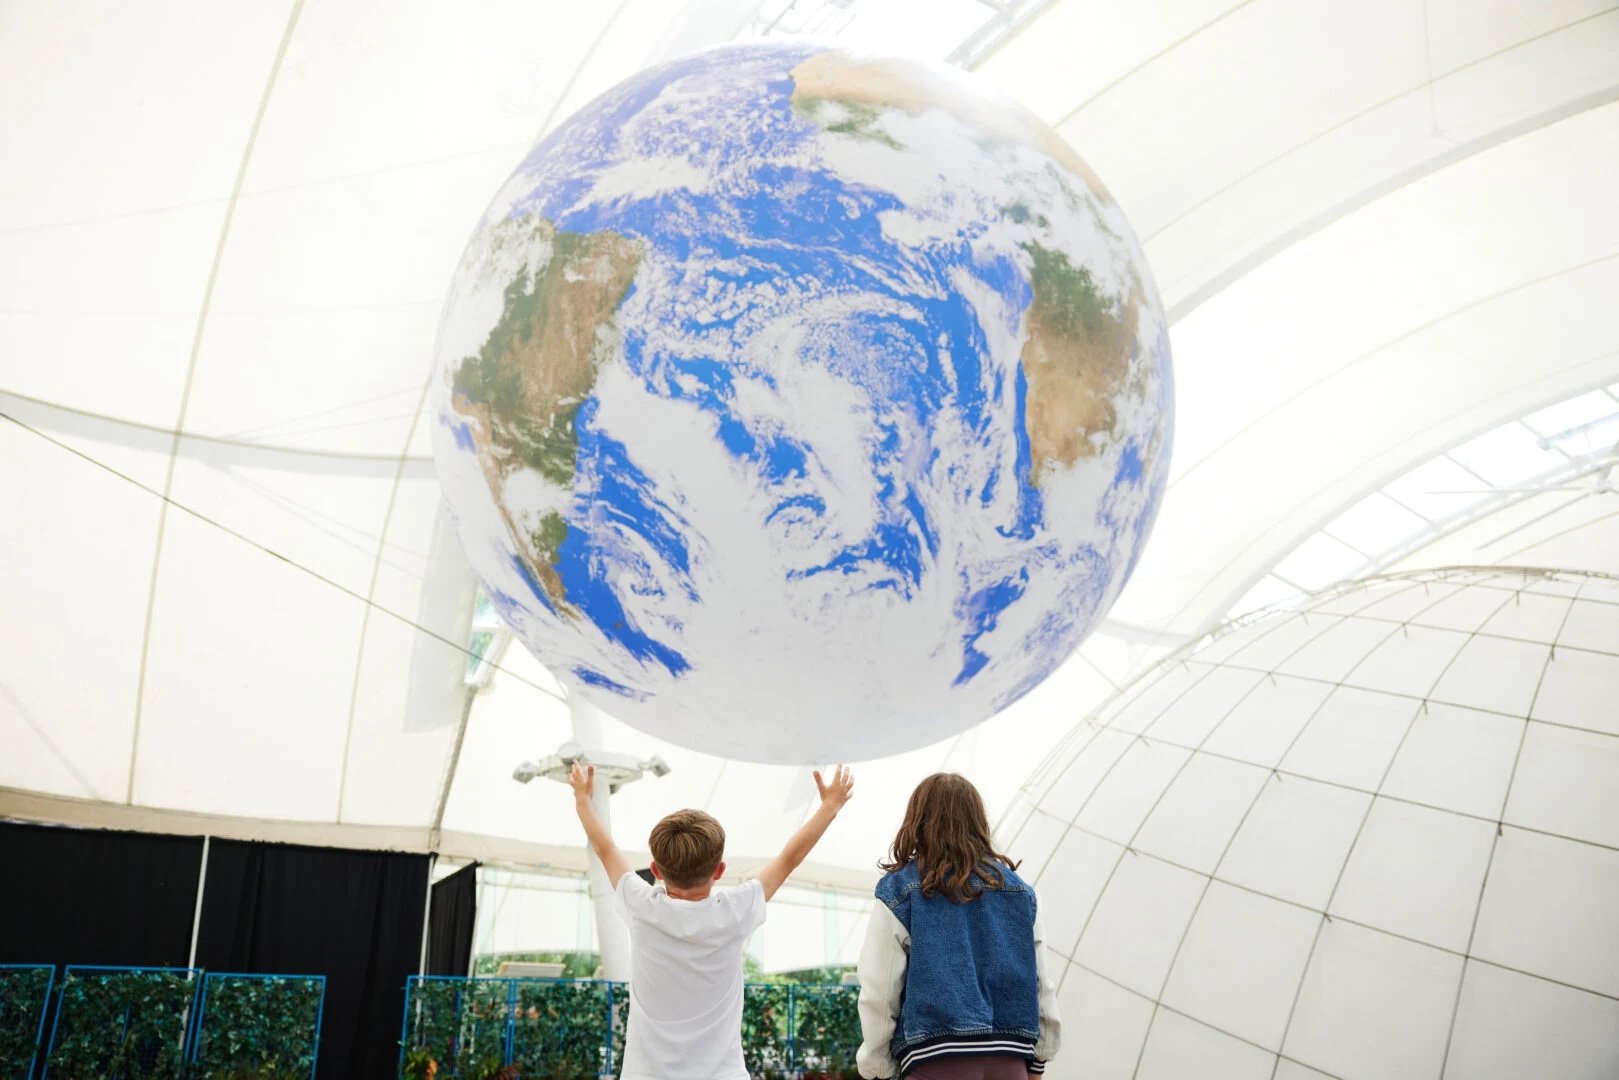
879 772 1020 902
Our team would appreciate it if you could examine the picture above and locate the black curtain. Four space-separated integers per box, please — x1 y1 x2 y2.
425 863 478 976
0 821 202 972
194 839 428 1080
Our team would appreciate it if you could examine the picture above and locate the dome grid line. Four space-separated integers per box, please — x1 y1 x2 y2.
1114 588 1464 1079
1006 568 1619 1075
1434 571 1583 1077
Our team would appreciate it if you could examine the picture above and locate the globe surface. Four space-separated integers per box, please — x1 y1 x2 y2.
431 43 1174 763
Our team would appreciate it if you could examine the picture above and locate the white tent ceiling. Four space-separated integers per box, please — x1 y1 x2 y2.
2 0 1616 883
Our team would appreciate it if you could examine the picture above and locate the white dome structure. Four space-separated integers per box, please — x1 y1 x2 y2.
999 567 1619 1080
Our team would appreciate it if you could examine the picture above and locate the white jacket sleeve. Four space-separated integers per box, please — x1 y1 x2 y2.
1031 904 1062 1069
856 901 909 1080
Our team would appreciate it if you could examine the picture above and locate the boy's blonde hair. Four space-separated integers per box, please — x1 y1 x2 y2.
649 809 725 887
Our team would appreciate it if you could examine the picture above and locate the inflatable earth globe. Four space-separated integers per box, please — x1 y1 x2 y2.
431 43 1173 763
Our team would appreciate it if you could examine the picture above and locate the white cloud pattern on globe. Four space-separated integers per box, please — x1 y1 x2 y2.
431 43 1174 763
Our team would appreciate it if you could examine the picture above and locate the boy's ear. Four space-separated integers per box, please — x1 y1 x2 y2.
712 860 726 882
650 862 664 880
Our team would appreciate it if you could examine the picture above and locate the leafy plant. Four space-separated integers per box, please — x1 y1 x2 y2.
45 968 195 1080
741 984 791 1078
191 974 323 1079
794 985 862 1079
0 965 54 1078
401 1045 439 1080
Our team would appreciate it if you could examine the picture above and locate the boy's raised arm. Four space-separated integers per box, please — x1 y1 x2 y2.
756 765 854 901
570 762 632 888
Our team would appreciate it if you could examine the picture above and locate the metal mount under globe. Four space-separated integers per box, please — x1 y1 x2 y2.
512 740 671 794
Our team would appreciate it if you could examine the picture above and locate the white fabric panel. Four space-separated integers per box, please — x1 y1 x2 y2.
1414 583 1518 633
0 208 221 428
1148 665 1267 748
1346 624 1471 699
1283 920 1463 1080
1217 775 1368 910
1008 808 1071 884
1559 594 1619 654
332 479 462 826
1280 687 1418 791
1329 798 1496 953
1532 646 1619 735
1472 827 1619 997
131 509 361 819
1136 1007 1275 1080
1109 101 1619 636
1445 960 1619 1080
1480 590 1573 645
1072 852 1205 998
1032 727 1134 824
1072 741 1191 845
1274 616 1395 682
1159 881 1319 1050
1227 615 1335 673
1503 722 1619 848
0 420 159 801
1380 703 1524 819
1134 755 1269 873
1035 829 1125 961
165 438 401 595
0 1 293 225
1429 634 1550 716
1199 676 1333 770
1054 967 1157 1080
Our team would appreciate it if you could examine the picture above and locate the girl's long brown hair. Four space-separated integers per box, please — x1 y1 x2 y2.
880 772 1020 902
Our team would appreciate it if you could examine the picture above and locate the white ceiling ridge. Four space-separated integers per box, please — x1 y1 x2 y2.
1159 359 1619 638
1145 5 1619 253
1170 252 1619 491
1164 84 1619 323
1189 368 1619 633
0 389 435 476
1048 0 1261 130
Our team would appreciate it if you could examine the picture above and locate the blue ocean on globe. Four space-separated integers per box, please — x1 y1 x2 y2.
432 42 1173 763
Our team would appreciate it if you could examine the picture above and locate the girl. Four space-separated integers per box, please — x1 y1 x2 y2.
856 773 1060 1080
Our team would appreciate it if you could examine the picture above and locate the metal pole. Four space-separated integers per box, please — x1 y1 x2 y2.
570 699 632 981
187 835 210 968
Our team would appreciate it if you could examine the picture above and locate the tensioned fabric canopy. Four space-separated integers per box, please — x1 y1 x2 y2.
2 0 1616 882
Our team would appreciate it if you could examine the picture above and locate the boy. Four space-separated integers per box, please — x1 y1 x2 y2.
570 760 855 1080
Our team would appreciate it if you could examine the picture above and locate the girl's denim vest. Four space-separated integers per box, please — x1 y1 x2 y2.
874 861 1041 1069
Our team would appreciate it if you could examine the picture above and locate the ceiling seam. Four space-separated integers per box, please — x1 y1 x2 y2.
1142 5 1619 249
122 0 308 806
331 0 638 825
1165 85 1619 323
1171 361 1619 637
0 389 435 466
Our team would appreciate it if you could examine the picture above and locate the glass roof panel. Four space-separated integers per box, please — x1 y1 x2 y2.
1447 421 1568 487
1322 492 1430 556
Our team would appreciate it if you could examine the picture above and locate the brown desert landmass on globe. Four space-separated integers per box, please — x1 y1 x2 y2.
451 215 641 611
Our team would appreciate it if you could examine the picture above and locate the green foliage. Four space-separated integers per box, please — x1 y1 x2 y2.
400 977 861 1079
191 975 323 1080
0 966 53 1076
511 981 609 1080
45 968 196 1080
741 984 791 1078
793 985 863 1079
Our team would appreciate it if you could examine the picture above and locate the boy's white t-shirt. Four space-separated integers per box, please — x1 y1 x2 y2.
615 872 767 1080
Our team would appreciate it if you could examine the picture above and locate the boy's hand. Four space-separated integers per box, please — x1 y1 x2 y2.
569 761 595 802
813 764 854 813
